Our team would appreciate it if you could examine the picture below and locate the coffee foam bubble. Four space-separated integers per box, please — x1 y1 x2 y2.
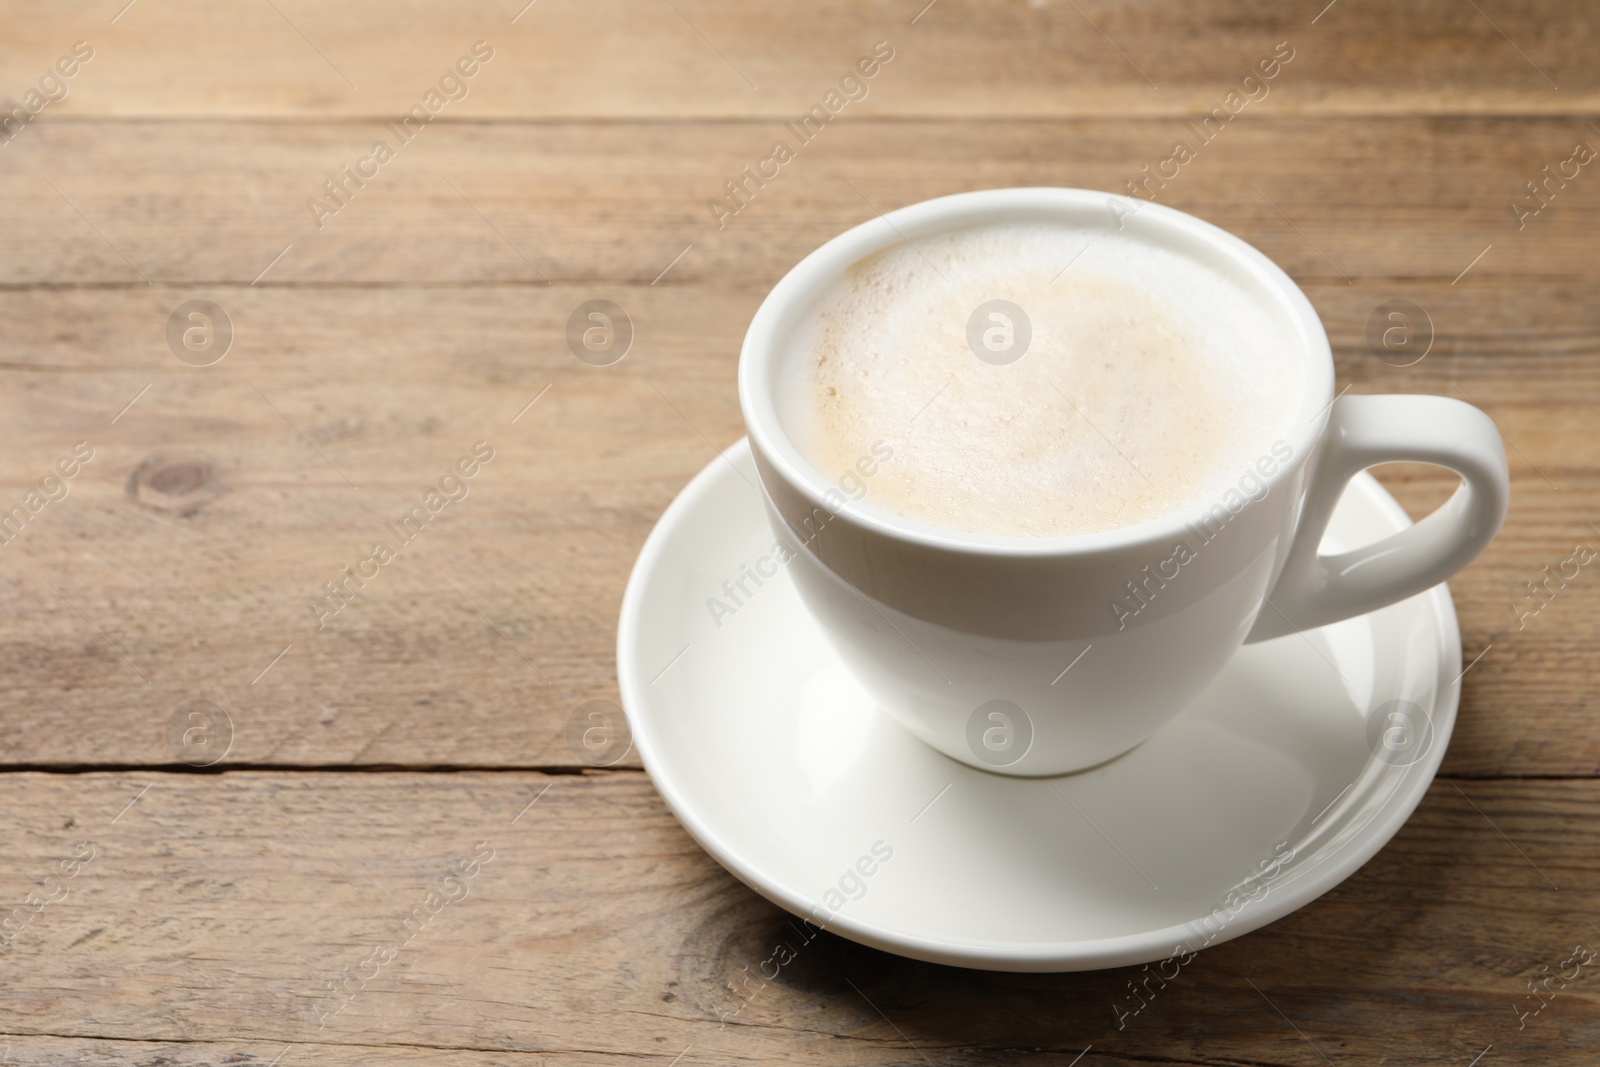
775 220 1303 537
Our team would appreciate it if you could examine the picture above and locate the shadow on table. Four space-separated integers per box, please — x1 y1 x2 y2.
687 798 1567 1064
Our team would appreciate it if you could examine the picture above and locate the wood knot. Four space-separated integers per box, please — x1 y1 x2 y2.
677 894 898 1020
129 456 224 514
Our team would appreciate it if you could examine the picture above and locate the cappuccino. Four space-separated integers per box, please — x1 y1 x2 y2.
776 220 1302 537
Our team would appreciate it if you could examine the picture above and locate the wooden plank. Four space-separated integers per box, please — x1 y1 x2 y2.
1 118 1597 289
0 771 1595 1063
0 0 1593 120
0 277 1593 773
0 282 750 770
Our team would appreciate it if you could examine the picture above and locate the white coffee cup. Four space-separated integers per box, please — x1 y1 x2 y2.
738 188 1509 776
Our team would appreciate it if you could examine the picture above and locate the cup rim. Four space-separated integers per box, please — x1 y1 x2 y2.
738 187 1335 557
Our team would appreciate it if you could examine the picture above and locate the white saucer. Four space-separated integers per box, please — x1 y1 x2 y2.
619 440 1460 972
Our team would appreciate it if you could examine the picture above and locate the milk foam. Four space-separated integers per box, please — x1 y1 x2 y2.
776 220 1302 537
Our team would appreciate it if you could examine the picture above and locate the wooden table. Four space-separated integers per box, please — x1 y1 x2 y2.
0 2 1594 1063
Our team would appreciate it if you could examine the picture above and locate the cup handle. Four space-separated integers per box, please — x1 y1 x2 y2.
1245 394 1510 643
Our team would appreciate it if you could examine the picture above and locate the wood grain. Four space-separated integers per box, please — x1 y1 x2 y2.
0 0 1593 120
0 771 1595 1064
2 118 1600 288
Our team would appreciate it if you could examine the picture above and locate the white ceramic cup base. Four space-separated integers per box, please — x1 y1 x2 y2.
619 440 1460 972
